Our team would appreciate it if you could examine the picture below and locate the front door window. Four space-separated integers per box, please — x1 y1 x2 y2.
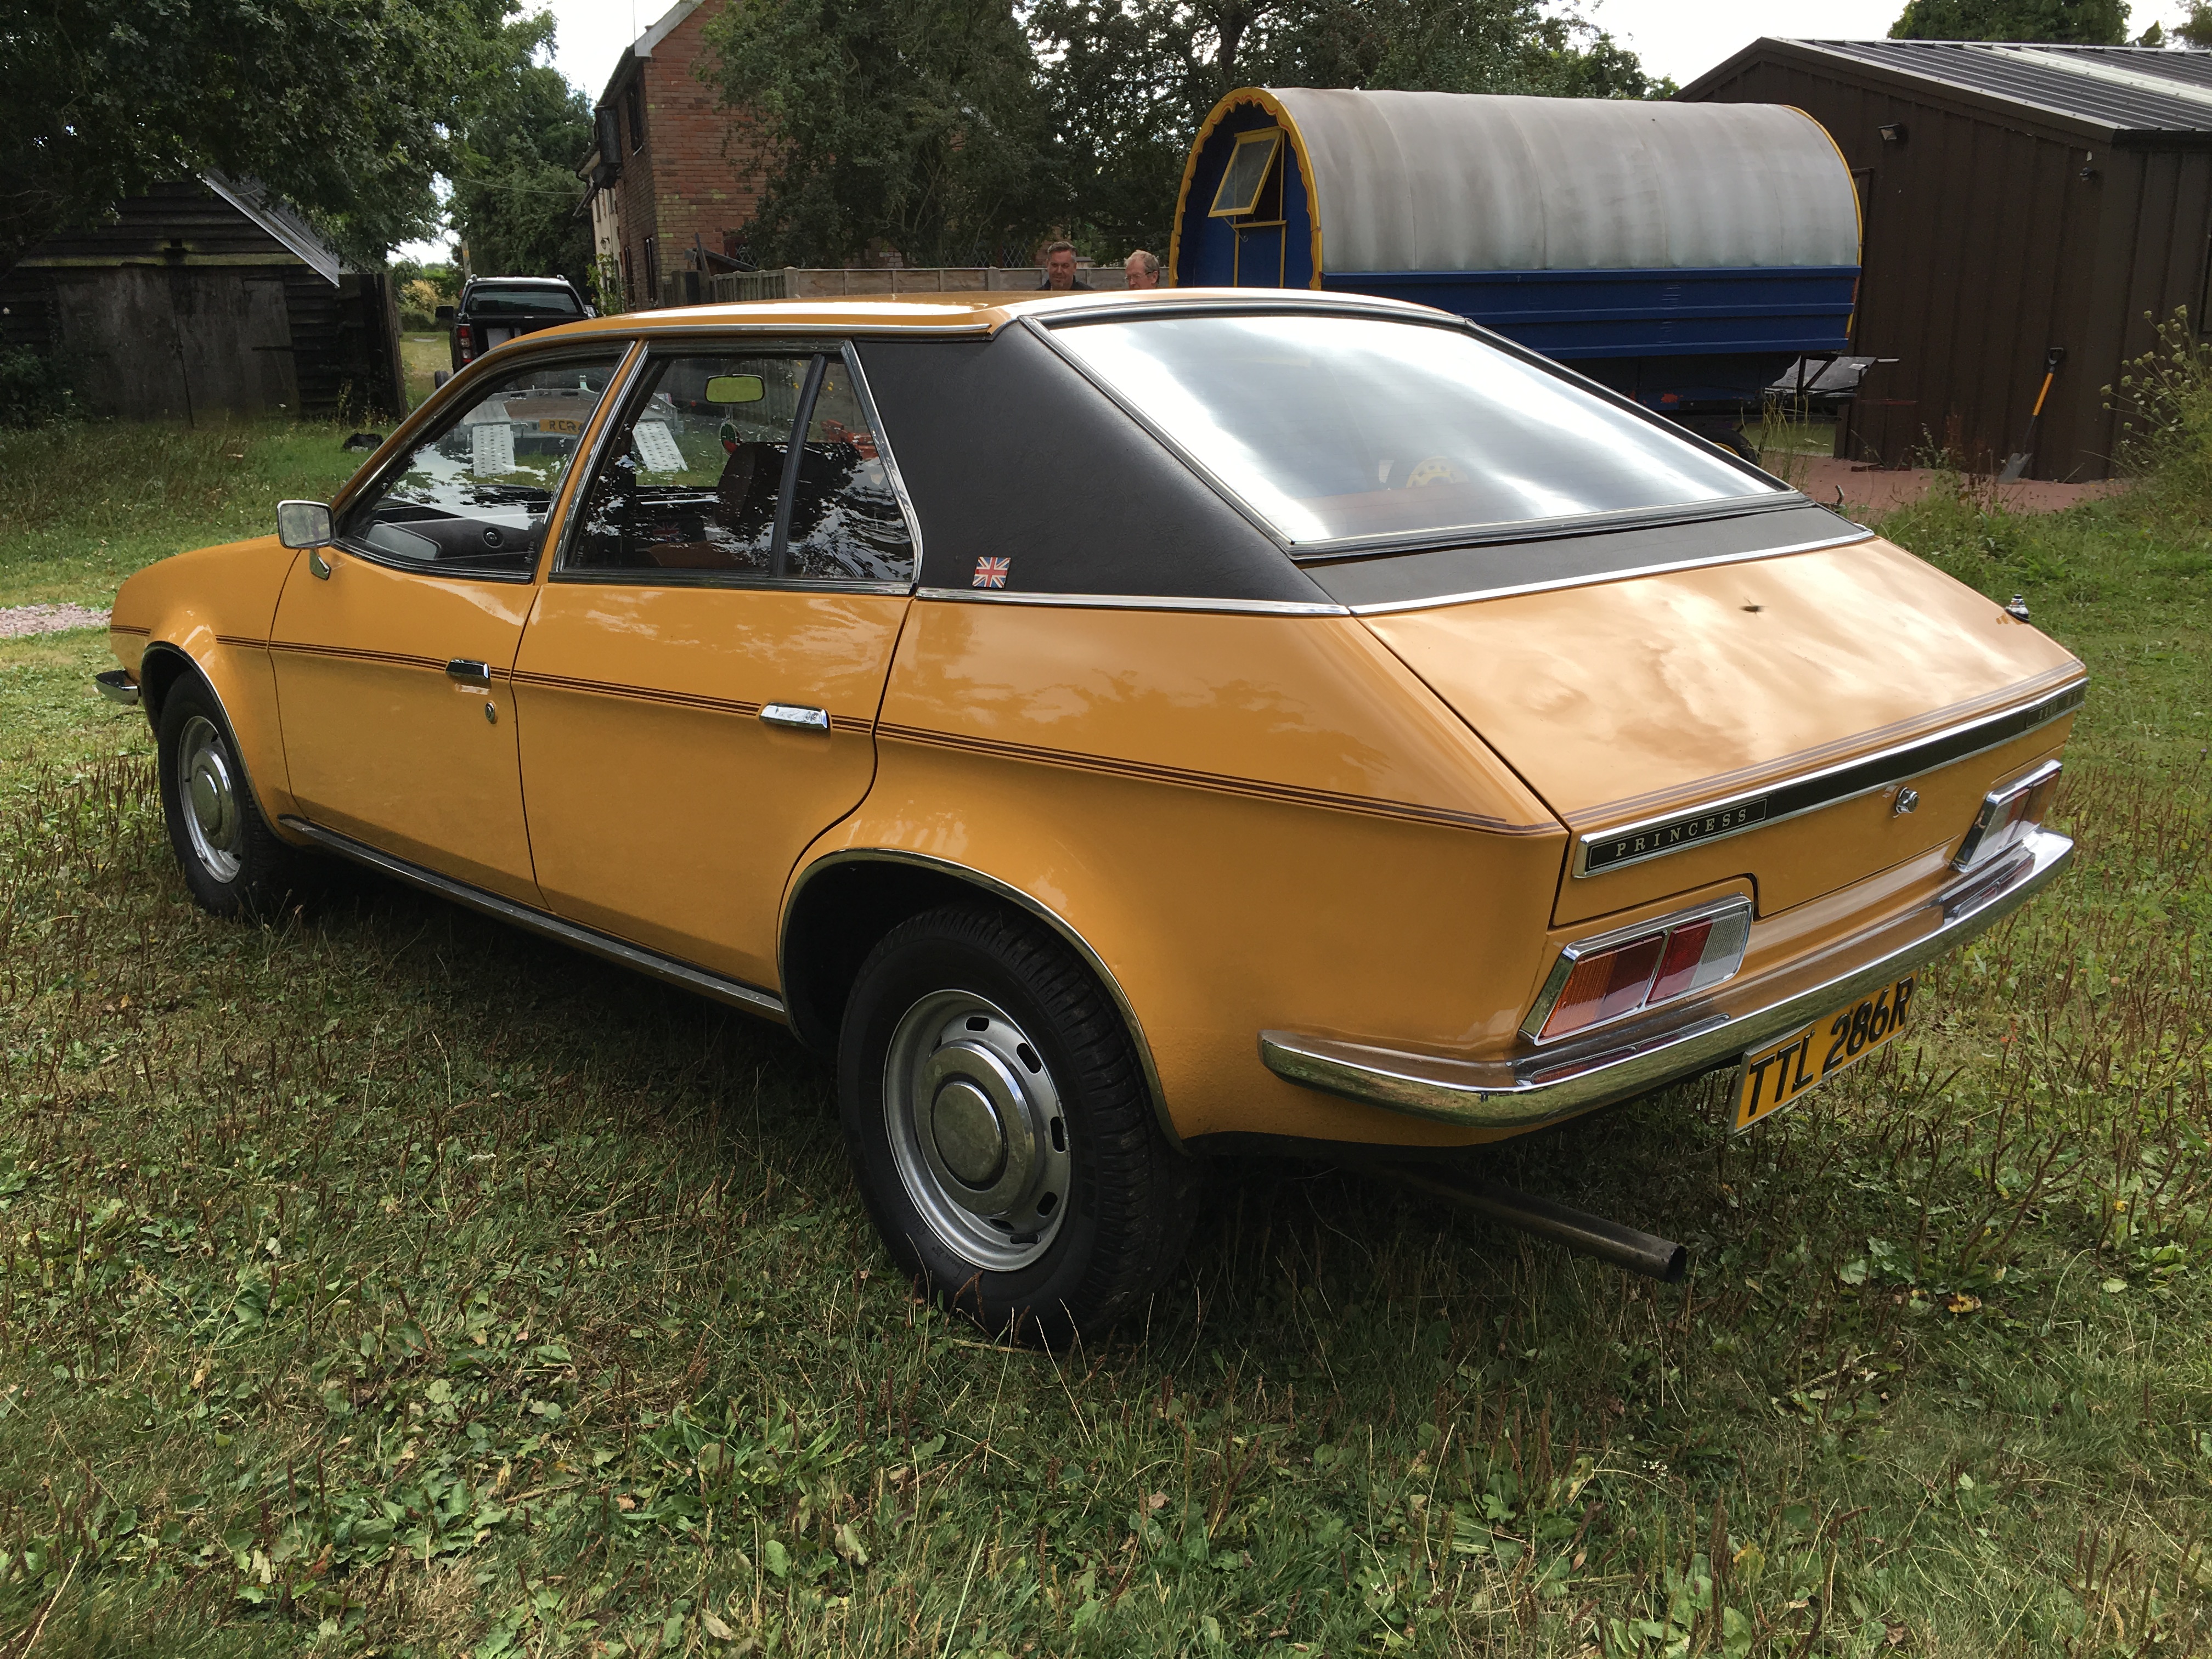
340 354 624 578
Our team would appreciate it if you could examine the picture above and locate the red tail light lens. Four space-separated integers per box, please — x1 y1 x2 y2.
1523 898 1753 1045
456 324 476 363
1954 759 2061 872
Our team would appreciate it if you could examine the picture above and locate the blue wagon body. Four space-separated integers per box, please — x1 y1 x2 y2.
1171 89 1861 419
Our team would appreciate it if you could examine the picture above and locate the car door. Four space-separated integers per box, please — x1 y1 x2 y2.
512 342 916 989
270 347 630 904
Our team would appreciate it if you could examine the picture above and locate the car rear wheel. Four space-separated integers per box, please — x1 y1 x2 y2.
839 903 1199 1344
156 679 309 918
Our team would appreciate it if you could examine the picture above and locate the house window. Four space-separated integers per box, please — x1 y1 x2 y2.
620 247 634 305
627 80 645 153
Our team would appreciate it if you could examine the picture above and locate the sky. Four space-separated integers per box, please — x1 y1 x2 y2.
398 0 2193 260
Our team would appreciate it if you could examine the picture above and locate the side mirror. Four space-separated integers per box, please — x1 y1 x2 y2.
435 304 456 326
276 500 334 549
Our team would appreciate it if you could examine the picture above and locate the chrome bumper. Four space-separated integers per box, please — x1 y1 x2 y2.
1260 826 2072 1130
94 669 140 707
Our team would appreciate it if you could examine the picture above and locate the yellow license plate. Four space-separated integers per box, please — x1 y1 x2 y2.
537 417 583 434
1734 973 1916 1132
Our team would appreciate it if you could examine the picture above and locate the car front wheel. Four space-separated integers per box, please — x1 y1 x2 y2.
839 903 1199 1344
156 678 309 918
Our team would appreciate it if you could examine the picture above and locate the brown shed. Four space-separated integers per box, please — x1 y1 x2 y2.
0 175 404 422
1681 41 2212 481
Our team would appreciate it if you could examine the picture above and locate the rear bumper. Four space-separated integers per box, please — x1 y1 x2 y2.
1259 826 2071 1129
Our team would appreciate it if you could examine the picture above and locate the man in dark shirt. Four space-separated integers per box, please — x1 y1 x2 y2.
1037 242 1091 291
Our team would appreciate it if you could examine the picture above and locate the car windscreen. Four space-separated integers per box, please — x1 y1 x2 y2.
467 284 583 319
1047 312 1784 548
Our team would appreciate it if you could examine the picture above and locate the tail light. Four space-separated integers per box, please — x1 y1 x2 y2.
1954 759 2061 872
456 323 476 364
1521 896 1753 1045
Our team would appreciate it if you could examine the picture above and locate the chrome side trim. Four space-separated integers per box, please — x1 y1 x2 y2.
781 848 1181 1151
914 586 1348 616
280 817 787 1022
94 669 140 707
1340 528 1877 614
1260 826 2071 1129
1573 680 2086 878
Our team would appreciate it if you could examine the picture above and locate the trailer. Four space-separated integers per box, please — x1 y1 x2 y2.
1169 88 1862 455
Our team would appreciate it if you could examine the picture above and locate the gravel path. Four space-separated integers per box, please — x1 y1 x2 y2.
0 603 112 638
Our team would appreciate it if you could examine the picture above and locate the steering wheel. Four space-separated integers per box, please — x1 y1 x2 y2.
1402 455 1464 488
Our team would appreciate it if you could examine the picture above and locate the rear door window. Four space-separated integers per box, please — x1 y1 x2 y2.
558 346 915 586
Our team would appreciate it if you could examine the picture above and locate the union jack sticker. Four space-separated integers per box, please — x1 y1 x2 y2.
972 556 1011 589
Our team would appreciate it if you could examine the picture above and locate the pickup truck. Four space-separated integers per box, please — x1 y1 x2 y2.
434 277 593 381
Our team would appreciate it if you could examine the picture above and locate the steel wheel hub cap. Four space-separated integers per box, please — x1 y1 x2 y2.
177 715 244 882
884 990 1071 1272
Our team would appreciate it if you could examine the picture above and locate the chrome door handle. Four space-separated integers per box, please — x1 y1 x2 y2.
760 703 831 732
446 659 492 685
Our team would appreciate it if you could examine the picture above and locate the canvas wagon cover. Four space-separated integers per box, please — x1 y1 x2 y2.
1265 89 1860 275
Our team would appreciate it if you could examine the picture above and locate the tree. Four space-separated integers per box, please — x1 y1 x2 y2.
0 0 522 279
1887 0 2125 44
702 0 1051 268
1025 0 1667 261
449 10 595 281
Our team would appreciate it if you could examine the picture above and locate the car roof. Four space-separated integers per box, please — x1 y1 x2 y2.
466 275 578 287
510 286 1454 343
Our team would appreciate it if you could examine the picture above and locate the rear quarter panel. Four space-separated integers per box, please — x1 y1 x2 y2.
820 601 1572 1147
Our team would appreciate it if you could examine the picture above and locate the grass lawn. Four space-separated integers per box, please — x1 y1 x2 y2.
401 336 452 411
0 423 2207 1656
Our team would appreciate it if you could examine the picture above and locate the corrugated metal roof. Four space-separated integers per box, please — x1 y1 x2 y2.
1770 41 2212 140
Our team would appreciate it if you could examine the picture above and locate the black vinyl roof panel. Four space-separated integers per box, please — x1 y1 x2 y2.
1744 40 2212 141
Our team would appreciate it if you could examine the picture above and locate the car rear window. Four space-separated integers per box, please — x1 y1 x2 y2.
467 284 583 319
1048 312 1782 549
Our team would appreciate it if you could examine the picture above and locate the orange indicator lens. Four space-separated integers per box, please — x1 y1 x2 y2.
1541 932 1666 1041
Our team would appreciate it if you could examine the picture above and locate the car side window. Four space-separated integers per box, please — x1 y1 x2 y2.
559 347 913 586
338 354 623 578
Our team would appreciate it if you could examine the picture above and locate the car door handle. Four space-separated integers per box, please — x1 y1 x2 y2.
760 703 831 732
446 659 492 685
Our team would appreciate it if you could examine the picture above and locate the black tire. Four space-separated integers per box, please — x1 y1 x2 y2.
839 903 1200 1345
1692 420 1759 462
156 678 311 919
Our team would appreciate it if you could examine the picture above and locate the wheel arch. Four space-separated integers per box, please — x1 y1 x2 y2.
139 640 300 838
780 850 1181 1150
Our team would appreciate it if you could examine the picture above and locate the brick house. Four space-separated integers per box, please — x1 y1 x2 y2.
581 0 775 309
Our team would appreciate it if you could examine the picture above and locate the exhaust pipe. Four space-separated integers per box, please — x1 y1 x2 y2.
1380 1164 1688 1283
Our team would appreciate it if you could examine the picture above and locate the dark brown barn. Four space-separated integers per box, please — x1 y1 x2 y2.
0 176 404 422
1683 41 2212 482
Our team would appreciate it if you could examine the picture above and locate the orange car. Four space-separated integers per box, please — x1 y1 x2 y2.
98 291 2080 1338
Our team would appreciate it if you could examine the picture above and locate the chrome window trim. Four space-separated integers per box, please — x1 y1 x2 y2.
1519 893 1754 1046
836 339 926 588
1340 528 1877 614
1260 826 2072 1130
281 817 787 1019
1573 680 2087 878
781 848 1181 1152
913 586 1348 616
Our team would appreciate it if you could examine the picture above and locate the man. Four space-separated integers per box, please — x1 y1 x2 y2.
1124 250 1160 289
1037 241 1090 291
